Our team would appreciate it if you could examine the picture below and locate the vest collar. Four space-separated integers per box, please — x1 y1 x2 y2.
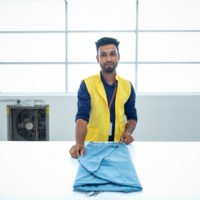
96 72 120 105
96 73 107 104
98 72 120 83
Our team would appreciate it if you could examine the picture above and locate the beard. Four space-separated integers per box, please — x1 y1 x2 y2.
100 61 118 73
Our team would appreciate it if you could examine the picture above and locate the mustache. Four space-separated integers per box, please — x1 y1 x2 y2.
104 62 114 65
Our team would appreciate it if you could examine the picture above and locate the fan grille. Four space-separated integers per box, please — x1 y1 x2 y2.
8 106 49 141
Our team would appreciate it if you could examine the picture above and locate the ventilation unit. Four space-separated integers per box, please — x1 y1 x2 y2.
7 105 49 141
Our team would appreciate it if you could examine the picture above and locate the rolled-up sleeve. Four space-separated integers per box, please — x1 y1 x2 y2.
75 81 91 122
124 83 138 122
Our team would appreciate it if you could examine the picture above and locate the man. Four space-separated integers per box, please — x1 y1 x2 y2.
70 37 137 158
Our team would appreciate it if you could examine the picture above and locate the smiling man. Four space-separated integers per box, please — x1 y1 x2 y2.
70 37 138 158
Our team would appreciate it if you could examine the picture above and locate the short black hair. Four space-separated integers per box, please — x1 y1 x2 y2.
95 37 120 55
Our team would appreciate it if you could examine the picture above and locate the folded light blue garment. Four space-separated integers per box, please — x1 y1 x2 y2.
73 142 142 193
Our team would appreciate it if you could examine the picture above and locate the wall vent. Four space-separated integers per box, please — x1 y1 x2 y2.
7 105 49 141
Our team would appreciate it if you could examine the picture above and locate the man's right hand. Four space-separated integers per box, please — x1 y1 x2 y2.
69 144 85 158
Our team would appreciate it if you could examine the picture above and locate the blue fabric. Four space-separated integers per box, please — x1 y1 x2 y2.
75 72 138 141
73 142 142 193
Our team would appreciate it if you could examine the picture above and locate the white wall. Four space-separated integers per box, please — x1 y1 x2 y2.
136 95 200 141
0 94 200 141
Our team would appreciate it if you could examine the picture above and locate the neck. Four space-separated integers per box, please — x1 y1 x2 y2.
101 71 116 85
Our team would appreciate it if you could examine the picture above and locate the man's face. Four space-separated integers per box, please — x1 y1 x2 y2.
96 44 120 74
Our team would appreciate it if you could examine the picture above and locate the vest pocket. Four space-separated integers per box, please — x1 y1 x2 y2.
85 127 99 142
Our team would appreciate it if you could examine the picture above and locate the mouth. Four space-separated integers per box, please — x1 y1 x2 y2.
105 62 114 67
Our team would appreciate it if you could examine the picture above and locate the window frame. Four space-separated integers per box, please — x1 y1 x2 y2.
1 0 200 94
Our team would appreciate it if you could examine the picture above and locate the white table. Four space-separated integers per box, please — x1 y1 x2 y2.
0 141 199 200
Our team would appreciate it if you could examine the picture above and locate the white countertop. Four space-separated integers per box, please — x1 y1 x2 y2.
0 141 199 200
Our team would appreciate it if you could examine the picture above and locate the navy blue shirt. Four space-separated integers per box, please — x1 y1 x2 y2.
75 73 138 141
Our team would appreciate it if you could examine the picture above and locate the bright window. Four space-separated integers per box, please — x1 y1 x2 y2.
0 0 66 93
138 64 200 93
0 65 65 93
0 33 65 62
68 0 136 30
67 0 136 92
138 0 200 93
0 0 200 93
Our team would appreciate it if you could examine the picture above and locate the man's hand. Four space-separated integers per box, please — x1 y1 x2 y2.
69 144 85 158
120 131 134 145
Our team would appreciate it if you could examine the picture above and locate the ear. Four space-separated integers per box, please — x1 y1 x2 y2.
118 53 120 61
96 55 100 63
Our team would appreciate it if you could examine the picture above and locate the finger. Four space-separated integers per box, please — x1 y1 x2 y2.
71 151 76 158
70 148 74 156
80 147 85 156
125 140 130 145
126 136 134 145
129 135 134 142
70 145 80 159
75 148 80 158
70 145 75 154
70 150 76 158
120 135 124 143
73 150 79 158
72 154 78 158
123 138 129 145
71 146 79 158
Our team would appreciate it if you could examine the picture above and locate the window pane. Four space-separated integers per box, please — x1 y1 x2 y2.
138 33 200 61
139 0 200 29
0 65 65 92
68 32 135 62
117 64 135 87
0 34 65 62
68 64 100 92
68 0 136 30
68 64 135 92
0 0 65 31
138 64 200 92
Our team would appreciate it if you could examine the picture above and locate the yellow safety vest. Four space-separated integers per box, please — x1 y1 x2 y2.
84 73 131 142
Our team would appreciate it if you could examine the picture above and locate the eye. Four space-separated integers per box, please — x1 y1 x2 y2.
110 52 117 56
100 53 106 57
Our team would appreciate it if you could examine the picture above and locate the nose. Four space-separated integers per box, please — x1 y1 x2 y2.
105 54 112 61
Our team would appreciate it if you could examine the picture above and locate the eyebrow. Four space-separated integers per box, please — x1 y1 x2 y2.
100 50 117 54
110 51 117 54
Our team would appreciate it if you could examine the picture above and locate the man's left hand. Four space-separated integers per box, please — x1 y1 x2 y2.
120 131 134 145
